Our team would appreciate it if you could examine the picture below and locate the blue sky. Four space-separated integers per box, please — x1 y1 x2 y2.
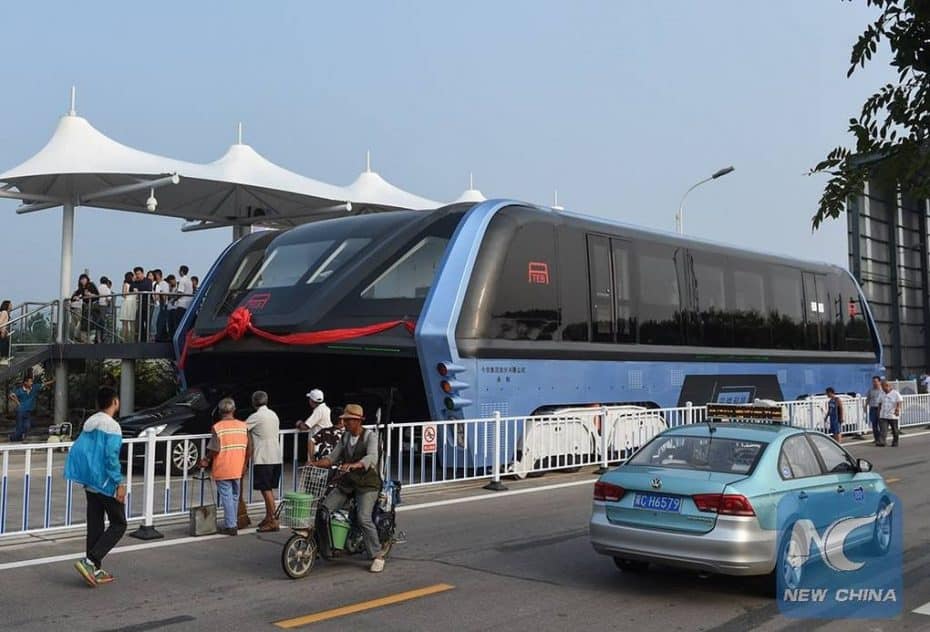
0 1 890 303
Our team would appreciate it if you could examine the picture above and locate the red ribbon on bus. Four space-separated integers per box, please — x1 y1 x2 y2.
178 307 415 368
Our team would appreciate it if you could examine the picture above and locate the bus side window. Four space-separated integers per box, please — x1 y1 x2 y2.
587 235 614 342
769 268 805 350
840 275 873 353
732 265 772 348
612 240 636 343
559 226 590 342
636 246 684 345
488 222 560 341
690 252 732 348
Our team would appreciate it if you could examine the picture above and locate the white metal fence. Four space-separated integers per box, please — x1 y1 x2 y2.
1 394 928 541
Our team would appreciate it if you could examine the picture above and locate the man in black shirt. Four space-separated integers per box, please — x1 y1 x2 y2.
130 267 153 342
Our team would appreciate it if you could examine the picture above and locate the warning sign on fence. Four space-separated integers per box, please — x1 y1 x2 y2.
422 424 437 454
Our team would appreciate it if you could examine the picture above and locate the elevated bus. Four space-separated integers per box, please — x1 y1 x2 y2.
176 200 882 466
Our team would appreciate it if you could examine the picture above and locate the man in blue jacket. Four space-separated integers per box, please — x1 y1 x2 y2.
64 387 127 587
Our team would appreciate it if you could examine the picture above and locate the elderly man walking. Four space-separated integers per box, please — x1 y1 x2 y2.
200 398 249 535
246 391 282 532
878 379 903 447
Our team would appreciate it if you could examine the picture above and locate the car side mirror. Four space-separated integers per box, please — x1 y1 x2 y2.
857 458 873 473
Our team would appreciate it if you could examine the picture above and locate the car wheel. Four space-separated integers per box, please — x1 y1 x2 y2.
775 526 804 593
170 439 201 476
613 557 649 573
871 498 893 556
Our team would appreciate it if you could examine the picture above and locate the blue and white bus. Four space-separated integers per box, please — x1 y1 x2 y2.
177 200 882 429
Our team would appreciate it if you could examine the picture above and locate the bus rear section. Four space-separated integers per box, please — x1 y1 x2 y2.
417 202 884 472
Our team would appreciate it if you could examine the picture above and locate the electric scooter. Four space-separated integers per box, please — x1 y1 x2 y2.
279 466 401 578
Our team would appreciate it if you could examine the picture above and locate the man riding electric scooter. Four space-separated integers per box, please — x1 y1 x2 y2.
310 404 387 573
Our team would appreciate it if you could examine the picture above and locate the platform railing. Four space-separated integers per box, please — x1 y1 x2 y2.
63 291 193 344
5 301 59 364
0 394 928 541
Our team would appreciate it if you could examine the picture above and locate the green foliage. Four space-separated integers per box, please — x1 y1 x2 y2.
68 360 178 414
812 0 930 228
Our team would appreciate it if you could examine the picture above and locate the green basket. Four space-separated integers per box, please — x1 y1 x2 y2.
283 491 314 525
330 517 351 550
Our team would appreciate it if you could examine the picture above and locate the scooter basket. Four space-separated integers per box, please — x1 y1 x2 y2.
280 492 317 529
277 466 330 529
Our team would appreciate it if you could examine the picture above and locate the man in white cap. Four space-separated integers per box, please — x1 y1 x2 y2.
297 388 331 461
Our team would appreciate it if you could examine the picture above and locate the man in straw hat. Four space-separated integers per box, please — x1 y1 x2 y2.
312 403 386 573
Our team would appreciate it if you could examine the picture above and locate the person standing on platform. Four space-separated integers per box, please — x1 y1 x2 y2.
246 391 282 532
130 267 153 342
199 398 249 536
119 272 137 342
174 265 194 334
153 270 170 342
0 300 11 364
97 276 112 343
65 387 126 587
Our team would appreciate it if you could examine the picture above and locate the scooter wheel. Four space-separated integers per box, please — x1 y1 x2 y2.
282 534 317 579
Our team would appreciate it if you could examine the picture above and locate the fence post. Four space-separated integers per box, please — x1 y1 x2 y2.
130 428 164 540
685 401 693 426
807 398 816 432
596 406 610 474
856 395 867 437
483 411 507 491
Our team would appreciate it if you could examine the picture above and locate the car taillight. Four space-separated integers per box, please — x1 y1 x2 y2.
594 481 625 502
692 493 755 516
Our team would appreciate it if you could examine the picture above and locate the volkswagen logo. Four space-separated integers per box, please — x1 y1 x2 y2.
651 478 662 489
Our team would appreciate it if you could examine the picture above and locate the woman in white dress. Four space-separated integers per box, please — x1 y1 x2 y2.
118 271 137 342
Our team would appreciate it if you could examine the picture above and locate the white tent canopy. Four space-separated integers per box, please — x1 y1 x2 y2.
0 102 473 350
0 112 442 228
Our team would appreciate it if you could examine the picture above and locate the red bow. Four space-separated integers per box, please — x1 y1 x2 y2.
178 308 416 369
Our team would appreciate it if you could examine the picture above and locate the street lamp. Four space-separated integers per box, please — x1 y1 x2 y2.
675 165 735 235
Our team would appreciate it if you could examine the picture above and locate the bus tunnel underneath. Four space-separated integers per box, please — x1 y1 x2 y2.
183 351 431 425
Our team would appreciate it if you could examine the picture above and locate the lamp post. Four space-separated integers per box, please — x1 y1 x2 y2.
675 166 734 235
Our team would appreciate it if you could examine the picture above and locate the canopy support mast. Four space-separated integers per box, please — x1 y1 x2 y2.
54 200 74 424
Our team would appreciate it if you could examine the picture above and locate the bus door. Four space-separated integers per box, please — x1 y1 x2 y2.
802 271 827 350
586 235 635 343
587 235 614 342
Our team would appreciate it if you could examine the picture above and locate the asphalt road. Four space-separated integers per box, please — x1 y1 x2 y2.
0 433 927 631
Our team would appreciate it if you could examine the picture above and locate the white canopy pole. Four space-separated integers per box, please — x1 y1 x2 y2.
57 201 74 343
54 200 74 424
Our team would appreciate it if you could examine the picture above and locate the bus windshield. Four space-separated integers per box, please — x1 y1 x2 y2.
247 238 371 289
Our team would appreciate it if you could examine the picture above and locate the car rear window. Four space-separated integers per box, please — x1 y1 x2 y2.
629 435 767 474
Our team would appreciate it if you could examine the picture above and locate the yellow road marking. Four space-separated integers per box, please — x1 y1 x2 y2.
274 583 455 628
886 477 901 484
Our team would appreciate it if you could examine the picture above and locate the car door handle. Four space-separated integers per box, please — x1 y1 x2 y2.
798 491 808 500
836 485 845 494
